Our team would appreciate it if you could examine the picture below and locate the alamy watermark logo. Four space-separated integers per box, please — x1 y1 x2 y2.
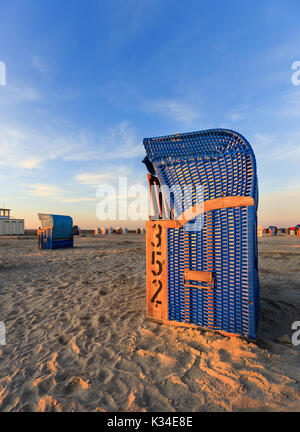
291 321 300 346
95 177 204 232
0 321 6 345
291 61 300 86
0 61 6 86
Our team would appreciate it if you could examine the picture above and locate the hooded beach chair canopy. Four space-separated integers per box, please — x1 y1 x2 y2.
38 213 73 240
143 128 259 339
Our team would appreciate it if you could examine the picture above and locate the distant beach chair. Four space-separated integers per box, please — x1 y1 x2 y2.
257 225 263 237
38 214 73 249
269 226 277 236
73 225 80 235
143 129 259 339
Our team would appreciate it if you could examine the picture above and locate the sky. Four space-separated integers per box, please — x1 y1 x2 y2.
0 0 300 228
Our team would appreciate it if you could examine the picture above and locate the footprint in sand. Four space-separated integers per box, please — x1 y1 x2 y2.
38 395 62 412
64 377 89 395
58 334 72 345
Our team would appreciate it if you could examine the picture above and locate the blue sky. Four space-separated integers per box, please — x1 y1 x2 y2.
0 0 300 228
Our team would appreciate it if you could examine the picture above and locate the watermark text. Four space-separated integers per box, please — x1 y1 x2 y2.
0 321 6 345
291 321 300 346
95 177 204 232
291 61 300 86
0 61 6 86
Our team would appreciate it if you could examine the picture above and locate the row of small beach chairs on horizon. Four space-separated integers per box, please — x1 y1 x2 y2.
94 227 146 235
258 225 300 237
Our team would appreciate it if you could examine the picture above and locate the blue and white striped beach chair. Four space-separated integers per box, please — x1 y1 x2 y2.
144 129 259 339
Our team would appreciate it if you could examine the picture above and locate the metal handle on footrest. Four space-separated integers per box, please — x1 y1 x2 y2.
183 270 214 290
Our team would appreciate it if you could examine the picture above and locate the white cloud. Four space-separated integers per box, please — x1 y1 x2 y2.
252 133 276 157
75 166 131 188
64 121 144 162
60 196 97 203
281 89 300 118
273 142 300 161
25 183 97 203
32 55 48 73
253 133 276 147
252 131 300 162
270 89 300 119
102 121 143 159
26 184 64 197
0 121 143 171
0 84 40 103
143 98 201 125
230 112 243 122
227 105 250 122
0 125 73 169
22 157 45 169
76 173 115 187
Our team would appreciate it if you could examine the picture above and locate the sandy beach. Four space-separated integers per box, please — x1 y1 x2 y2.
0 234 299 412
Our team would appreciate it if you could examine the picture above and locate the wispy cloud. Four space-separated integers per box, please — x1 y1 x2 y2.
32 55 48 73
273 141 300 161
265 88 300 119
75 173 116 187
0 84 41 103
75 166 131 188
253 131 300 162
61 197 97 203
26 184 64 197
0 121 143 170
142 98 201 125
64 121 143 162
227 105 250 122
0 127 44 169
279 89 300 118
252 132 276 157
253 133 276 147
0 125 73 169
25 183 97 203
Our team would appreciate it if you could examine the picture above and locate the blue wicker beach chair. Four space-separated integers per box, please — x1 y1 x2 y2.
269 226 277 236
143 129 259 339
38 213 74 250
